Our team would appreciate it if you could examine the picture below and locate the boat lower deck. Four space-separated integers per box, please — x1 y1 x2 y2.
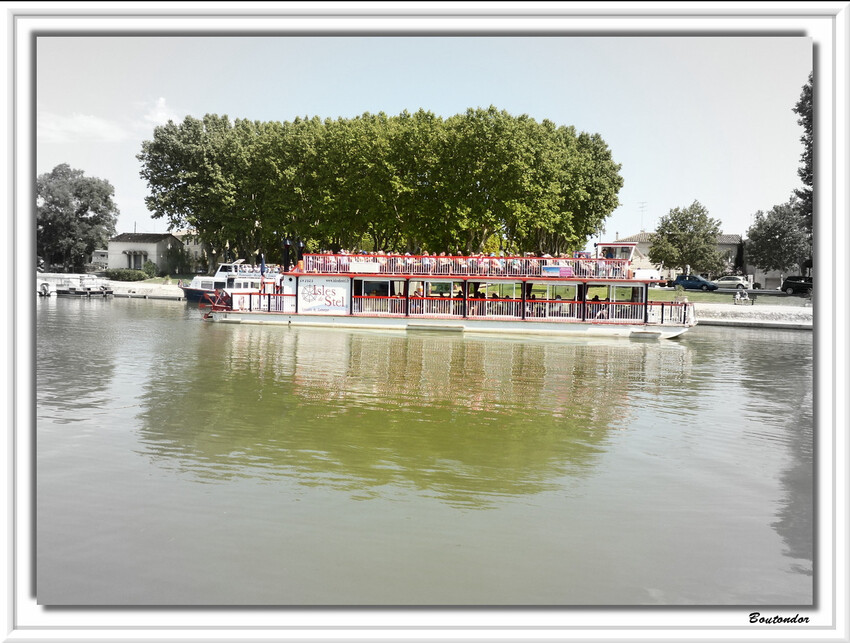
208 310 691 340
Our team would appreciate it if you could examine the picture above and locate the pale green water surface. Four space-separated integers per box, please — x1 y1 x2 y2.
36 296 813 605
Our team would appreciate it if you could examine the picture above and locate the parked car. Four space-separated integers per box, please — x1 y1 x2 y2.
713 275 749 290
780 275 812 295
667 274 719 291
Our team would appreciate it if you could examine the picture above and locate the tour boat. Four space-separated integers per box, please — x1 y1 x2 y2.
201 244 697 340
179 259 277 301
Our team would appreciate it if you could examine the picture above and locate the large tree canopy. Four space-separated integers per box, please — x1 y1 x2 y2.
37 164 119 272
745 199 811 274
137 107 624 263
648 201 726 274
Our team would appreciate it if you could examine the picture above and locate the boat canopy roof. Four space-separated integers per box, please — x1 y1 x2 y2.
299 251 659 283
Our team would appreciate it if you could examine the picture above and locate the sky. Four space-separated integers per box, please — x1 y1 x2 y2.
36 34 812 246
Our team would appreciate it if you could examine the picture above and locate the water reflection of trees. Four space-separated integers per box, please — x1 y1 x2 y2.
137 326 692 508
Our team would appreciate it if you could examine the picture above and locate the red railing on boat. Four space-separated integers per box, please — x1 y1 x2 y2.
216 291 693 327
301 253 634 280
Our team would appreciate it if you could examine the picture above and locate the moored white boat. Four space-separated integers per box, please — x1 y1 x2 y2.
201 244 696 340
54 275 113 297
179 258 279 301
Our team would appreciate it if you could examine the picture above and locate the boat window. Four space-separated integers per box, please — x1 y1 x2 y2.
214 281 226 289
429 281 454 297
586 285 610 301
201 281 213 290
359 279 390 297
527 282 548 300
612 286 643 302
490 282 519 299
550 284 576 301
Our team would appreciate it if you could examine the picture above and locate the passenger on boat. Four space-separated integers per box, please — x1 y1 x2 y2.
422 252 436 273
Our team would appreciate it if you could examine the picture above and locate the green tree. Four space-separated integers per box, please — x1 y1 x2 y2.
792 72 813 236
252 116 327 262
648 201 726 274
36 164 119 272
137 107 624 259
745 199 811 273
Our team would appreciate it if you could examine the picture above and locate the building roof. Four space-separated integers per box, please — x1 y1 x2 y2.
614 232 743 244
717 234 743 244
615 232 653 243
110 233 179 243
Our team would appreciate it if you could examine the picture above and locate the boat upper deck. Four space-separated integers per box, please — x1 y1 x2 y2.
301 251 647 281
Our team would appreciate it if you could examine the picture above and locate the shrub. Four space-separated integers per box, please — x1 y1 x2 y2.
142 260 158 278
105 269 148 281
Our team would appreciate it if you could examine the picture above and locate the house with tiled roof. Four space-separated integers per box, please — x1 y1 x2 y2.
604 230 802 288
107 232 184 273
613 231 744 280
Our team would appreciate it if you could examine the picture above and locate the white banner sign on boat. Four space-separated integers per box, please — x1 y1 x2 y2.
297 277 350 314
348 260 381 273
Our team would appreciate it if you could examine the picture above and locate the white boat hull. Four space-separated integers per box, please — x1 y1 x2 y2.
208 310 693 340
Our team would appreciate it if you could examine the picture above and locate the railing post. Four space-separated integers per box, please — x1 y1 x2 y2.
404 279 410 317
521 281 527 320
580 284 587 321
462 281 468 319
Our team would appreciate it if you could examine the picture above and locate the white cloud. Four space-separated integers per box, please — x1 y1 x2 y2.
37 110 130 144
141 97 182 128
37 97 185 146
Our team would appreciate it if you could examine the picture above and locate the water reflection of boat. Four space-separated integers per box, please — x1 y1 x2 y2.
203 243 697 340
136 323 693 511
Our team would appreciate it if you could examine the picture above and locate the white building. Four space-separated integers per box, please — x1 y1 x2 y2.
107 233 183 271
172 229 207 272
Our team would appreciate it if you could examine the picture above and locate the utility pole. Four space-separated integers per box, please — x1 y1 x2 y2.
638 202 648 232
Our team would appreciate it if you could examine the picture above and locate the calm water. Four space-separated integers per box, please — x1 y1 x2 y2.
35 296 813 606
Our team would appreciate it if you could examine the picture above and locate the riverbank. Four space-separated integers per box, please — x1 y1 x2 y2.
109 280 185 300
37 274 814 330
693 302 813 330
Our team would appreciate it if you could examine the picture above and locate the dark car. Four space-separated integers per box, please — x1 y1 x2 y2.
668 274 719 291
780 275 812 295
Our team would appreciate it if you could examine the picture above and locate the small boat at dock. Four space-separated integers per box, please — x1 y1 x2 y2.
200 243 696 340
54 275 113 297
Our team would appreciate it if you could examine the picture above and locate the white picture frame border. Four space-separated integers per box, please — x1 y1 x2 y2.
5 2 847 641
